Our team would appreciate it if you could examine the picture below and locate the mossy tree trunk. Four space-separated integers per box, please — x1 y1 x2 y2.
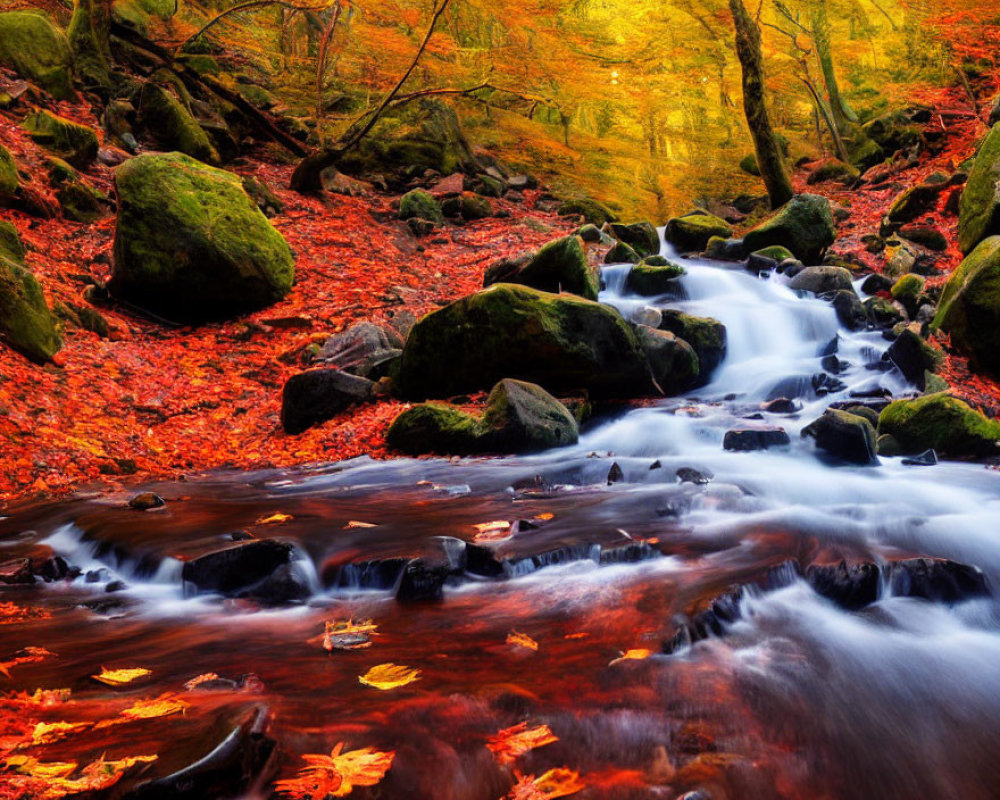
729 0 794 209
809 0 858 135
68 0 113 90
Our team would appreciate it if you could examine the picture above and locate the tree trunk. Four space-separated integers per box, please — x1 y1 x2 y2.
809 0 858 134
68 0 113 90
728 0 793 209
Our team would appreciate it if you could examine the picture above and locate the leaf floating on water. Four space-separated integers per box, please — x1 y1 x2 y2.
256 512 293 525
507 631 539 652
344 520 378 529
275 741 395 798
183 672 221 691
0 646 56 678
358 663 420 690
0 601 51 626
322 619 378 652
472 520 512 542
118 693 189 720
92 666 151 686
608 649 652 666
535 512 555 521
506 768 585 799
6 753 158 797
31 720 91 745
486 723 558 766
6 755 78 780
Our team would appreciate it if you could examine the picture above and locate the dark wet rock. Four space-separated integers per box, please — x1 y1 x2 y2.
181 540 309 604
863 296 905 329
396 558 451 603
599 541 660 565
281 369 374 435
877 392 1000 458
607 462 624 484
885 329 942 389
742 194 836 264
665 211 732 252
676 467 712 485
802 408 878 465
812 373 846 396
704 236 747 261
658 311 727 385
762 397 798 414
902 448 938 466
635 326 699 395
899 224 947 252
626 262 685 296
317 321 401 379
830 289 867 330
105 580 127 592
723 427 790 451
787 266 854 294
324 557 409 590
608 221 659 257
604 240 641 264
806 561 880 610
0 558 33 584
128 492 165 510
888 558 988 603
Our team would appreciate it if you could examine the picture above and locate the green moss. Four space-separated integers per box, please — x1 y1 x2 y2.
239 83 277 110
634 326 699 395
45 157 77 187
605 241 640 264
847 136 884 170
0 221 25 263
557 197 617 226
958 122 1000 254
878 392 1000 458
609 221 659 257
808 160 859 184
658 311 727 383
742 194 836 264
0 12 74 100
386 403 484 455
458 192 492 220
519 235 597 300
0 144 17 200
397 283 650 400
138 83 220 165
177 53 220 75
0 254 61 363
23 111 98 169
626 262 685 296
110 152 294 322
932 236 1000 374
752 245 794 262
399 189 443 224
891 273 925 301
56 181 106 223
481 378 579 450
665 212 732 252
739 153 760 176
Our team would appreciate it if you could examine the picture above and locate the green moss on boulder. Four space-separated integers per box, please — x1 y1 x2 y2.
110 152 294 322
665 212 732 252
742 194 836 264
658 310 727 384
386 403 484 455
56 181 107 223
605 241 640 264
138 83 220 165
0 12 74 100
0 144 18 201
481 378 579 451
802 408 878 465
399 189 442 224
0 253 61 363
397 283 651 400
23 111 98 169
958 122 1000 254
0 221 25 263
626 262 685 296
635 326 699 395
609 221 659 257
517 235 597 300
932 236 1000 375
878 393 1000 458
557 197 617 226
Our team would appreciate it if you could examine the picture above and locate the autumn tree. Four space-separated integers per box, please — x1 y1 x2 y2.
729 0 793 207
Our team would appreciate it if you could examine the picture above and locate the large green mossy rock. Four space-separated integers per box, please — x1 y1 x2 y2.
0 245 61 364
386 403 483 455
138 84 220 165
626 262 685 296
609 221 659 257
932 236 1000 375
517 236 597 300
399 189 442 224
658 310 727 383
742 194 836 264
110 152 294 322
337 98 472 177
0 221 25 263
558 197 617 226
397 283 651 400
665 212 732 252
0 144 18 202
635 326 699 395
878 393 1000 458
803 408 877 465
0 12 73 100
958 123 1000 254
23 111 98 169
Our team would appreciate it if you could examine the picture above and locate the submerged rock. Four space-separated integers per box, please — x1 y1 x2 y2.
722 427 790 451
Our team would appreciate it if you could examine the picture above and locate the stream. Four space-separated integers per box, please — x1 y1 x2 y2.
3 237 1000 799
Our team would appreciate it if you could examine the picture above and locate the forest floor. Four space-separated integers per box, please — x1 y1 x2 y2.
0 65 998 507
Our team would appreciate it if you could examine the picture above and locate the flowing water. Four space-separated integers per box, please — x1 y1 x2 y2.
3 238 1000 799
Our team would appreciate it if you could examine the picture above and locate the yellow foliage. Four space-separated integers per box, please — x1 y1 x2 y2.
358 663 421 690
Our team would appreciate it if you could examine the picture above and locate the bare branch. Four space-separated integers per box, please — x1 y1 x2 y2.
174 0 333 55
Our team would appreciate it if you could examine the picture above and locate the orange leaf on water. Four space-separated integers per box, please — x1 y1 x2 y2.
275 741 395 798
507 768 585 800
486 723 558 765
472 520 511 542
92 667 151 686
118 693 189 720
31 721 91 745
608 649 652 666
183 672 221 691
507 631 539 651
256 512 293 525
358 663 420 690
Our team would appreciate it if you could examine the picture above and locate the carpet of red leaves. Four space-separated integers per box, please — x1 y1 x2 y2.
0 105 574 506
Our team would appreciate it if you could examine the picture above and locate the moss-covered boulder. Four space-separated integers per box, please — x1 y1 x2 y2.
739 154 761 176
626 262 685 296
635 326 699 395
517 236 597 300
0 144 18 202
456 192 492 221
557 197 617 226
742 194 836 264
138 84 220 165
877 393 1000 458
806 159 859 186
609 221 659 257
751 245 794 262
56 181 107 223
337 98 472 178
803 408 878 465
658 310 727 384
0 11 74 100
110 152 294 322
932 236 1000 375
397 283 651 399
604 241 640 264
787 266 854 295
481 378 579 451
885 183 943 228
23 112 98 169
958 123 1000 254
399 189 442 225
885 328 942 388
0 245 61 364
386 403 483 455
0 221 25 263
665 212 732 253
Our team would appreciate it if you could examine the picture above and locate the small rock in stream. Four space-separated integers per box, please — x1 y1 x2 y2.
722 427 791 451
607 462 625 484
128 492 165 510
676 467 713 484
902 449 938 466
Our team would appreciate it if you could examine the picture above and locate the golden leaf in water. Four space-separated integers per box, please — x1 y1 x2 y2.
31 721 91 745
322 618 378 651
118 693 189 720
92 667 151 686
507 768 586 799
507 631 539 651
256 512 293 525
275 742 395 798
183 672 221 691
5 755 78 780
358 663 420 690
344 520 378 529
608 649 652 666
472 520 511 542
486 723 558 765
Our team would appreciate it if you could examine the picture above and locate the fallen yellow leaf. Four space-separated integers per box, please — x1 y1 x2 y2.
608 649 653 666
487 723 558 765
32 721 91 745
322 618 378 652
256 512 293 525
275 742 395 799
183 672 221 691
344 520 378 529
507 767 585 799
472 520 511 542
92 667 151 686
118 693 189 720
358 663 420 690
507 631 539 651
